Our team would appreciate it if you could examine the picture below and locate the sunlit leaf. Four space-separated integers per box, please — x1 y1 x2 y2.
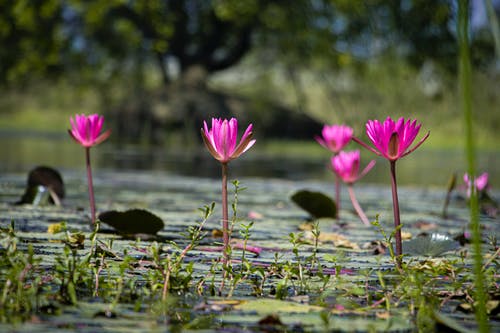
234 298 323 314
305 231 360 250
47 222 65 234
403 234 460 257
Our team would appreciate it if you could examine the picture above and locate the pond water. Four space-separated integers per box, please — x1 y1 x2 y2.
1 131 499 332
1 130 498 188
0 163 499 332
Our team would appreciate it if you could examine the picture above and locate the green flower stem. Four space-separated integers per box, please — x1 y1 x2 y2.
221 162 230 266
389 161 402 268
85 147 96 225
458 0 489 331
347 185 370 226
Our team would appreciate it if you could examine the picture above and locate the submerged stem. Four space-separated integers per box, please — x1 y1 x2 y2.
389 161 402 267
347 185 370 226
85 147 96 225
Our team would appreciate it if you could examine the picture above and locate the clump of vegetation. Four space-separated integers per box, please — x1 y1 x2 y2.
1 176 499 331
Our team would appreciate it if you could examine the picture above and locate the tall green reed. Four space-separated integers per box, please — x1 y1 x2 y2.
457 1 489 331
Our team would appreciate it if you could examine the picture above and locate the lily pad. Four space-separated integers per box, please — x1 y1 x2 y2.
402 234 460 257
290 190 337 219
17 166 65 205
98 209 164 235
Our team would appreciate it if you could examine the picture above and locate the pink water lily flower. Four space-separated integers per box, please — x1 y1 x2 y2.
315 124 353 154
69 114 111 148
201 118 256 164
331 150 376 184
201 117 256 275
355 117 429 161
68 113 111 226
331 150 375 226
464 172 489 197
353 117 429 267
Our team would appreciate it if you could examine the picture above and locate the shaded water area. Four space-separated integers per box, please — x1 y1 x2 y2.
1 130 499 187
0 164 499 331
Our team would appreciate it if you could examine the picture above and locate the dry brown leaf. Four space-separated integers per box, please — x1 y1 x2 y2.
402 231 412 240
47 223 65 234
306 231 360 250
414 220 437 231
194 299 242 312
376 311 391 319
362 240 387 255
298 222 314 231
212 229 223 238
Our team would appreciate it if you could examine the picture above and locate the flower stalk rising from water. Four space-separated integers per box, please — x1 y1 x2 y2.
68 114 111 225
316 124 353 218
331 150 375 226
201 118 256 265
354 117 429 265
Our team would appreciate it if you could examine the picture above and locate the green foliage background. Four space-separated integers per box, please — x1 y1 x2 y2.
0 0 498 150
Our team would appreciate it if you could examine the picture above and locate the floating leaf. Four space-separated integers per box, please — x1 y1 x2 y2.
290 190 336 219
403 234 460 257
434 311 476 333
18 166 64 205
98 209 164 235
258 314 284 328
47 222 66 234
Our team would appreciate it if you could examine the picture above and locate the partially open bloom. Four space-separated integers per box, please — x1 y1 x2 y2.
315 124 353 153
201 118 256 164
331 150 376 184
353 117 429 266
330 150 375 226
357 117 429 161
464 172 489 197
201 117 256 275
69 114 111 148
68 113 110 226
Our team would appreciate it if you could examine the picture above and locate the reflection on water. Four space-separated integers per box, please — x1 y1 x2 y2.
1 131 498 187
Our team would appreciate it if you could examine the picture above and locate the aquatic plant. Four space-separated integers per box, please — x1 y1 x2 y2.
463 172 489 197
201 117 256 266
68 114 111 225
0 222 41 323
458 0 489 330
315 124 353 218
354 117 429 265
330 150 375 225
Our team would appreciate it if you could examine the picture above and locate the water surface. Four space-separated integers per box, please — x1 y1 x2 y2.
1 130 498 188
